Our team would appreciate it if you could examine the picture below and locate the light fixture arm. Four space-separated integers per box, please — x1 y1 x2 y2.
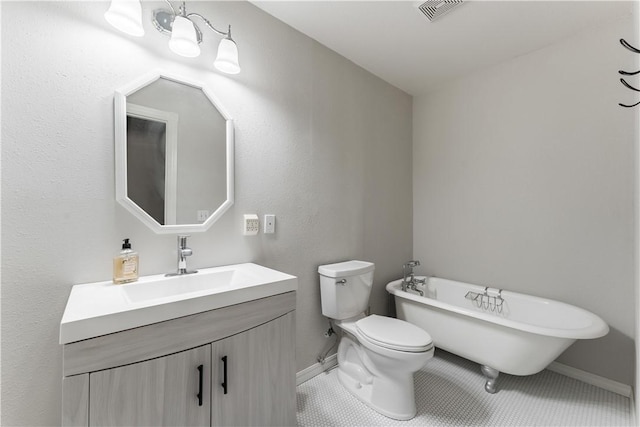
141 0 240 73
106 0 240 73
187 13 231 38
162 0 177 16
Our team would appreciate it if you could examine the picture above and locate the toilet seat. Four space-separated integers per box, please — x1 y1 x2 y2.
355 315 433 353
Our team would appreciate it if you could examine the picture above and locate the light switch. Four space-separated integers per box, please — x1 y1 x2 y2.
264 214 276 234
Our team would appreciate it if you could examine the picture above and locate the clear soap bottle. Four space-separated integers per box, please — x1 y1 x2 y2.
113 238 139 284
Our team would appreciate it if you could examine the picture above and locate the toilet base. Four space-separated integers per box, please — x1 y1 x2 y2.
337 366 417 420
336 336 429 421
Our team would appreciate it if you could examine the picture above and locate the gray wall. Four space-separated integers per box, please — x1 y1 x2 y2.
413 14 636 385
1 1 412 425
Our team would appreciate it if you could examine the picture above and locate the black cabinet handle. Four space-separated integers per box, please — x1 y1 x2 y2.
197 364 203 406
221 356 228 394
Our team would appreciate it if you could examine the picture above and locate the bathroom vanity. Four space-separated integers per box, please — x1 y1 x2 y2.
60 72 300 426
60 263 297 426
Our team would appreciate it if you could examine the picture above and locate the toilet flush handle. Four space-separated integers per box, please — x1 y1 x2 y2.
336 279 347 286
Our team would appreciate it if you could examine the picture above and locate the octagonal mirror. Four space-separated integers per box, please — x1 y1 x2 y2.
114 71 234 234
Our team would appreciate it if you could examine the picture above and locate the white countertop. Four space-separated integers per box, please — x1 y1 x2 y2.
60 263 297 344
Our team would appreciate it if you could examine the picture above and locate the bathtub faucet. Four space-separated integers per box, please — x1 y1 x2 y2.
402 260 420 291
402 260 425 296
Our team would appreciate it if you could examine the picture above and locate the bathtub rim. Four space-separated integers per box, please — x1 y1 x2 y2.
386 278 609 340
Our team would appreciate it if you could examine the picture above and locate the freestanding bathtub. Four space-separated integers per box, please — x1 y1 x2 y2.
386 276 609 393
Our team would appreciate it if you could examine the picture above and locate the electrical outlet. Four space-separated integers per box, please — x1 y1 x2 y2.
196 210 210 222
243 214 259 236
264 214 276 234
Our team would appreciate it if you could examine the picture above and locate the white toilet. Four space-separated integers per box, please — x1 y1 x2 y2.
318 260 434 420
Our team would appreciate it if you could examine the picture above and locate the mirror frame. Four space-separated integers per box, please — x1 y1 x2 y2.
114 70 234 234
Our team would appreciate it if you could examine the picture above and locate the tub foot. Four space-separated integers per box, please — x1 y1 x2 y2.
480 365 499 394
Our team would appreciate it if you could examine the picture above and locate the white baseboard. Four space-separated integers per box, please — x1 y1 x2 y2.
547 361 633 398
296 354 338 386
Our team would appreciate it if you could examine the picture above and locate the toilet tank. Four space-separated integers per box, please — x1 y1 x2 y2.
318 260 375 320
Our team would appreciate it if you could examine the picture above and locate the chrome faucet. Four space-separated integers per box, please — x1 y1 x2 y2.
166 235 198 276
402 260 425 296
402 260 419 290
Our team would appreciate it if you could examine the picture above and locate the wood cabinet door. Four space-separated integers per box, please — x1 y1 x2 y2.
89 344 211 426
211 312 296 426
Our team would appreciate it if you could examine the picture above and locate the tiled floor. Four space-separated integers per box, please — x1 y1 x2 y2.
297 350 633 426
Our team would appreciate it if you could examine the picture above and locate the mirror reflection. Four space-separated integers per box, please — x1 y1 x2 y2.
119 75 231 230
126 77 227 225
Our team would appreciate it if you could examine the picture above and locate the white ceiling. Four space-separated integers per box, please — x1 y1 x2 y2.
252 1 633 96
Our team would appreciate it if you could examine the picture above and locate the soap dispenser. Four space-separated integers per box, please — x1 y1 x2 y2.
113 238 139 284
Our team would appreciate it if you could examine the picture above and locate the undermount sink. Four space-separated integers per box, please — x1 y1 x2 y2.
60 263 297 344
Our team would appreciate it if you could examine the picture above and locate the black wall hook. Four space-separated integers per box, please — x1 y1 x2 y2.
621 38 640 54
620 78 640 92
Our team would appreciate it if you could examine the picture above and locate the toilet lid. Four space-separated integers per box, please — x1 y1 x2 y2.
355 315 433 353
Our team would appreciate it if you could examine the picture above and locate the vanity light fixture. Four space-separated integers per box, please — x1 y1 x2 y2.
104 0 241 75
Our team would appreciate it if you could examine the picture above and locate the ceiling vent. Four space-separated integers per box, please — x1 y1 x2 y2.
417 0 464 22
